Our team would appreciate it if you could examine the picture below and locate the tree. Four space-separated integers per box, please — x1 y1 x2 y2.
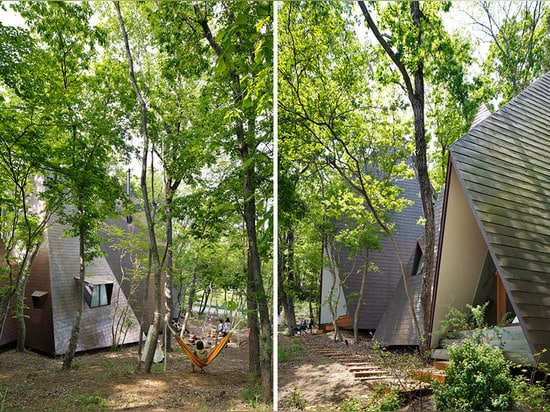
358 1 476 342
280 0 420 342
0 15 56 350
467 1 548 103
0 92 53 353
5 3 128 368
188 2 273 401
114 0 168 374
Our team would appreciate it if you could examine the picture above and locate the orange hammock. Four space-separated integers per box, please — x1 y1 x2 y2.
169 325 233 371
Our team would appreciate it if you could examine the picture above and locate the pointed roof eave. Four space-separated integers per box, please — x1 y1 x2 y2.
444 155 536 359
470 103 492 130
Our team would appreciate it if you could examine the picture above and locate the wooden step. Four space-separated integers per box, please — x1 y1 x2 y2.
353 369 389 378
411 369 446 384
355 375 393 381
434 360 450 371
348 365 380 372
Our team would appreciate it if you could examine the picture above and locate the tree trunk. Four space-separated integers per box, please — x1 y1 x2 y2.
358 0 435 348
15 242 41 352
279 232 297 335
193 4 272 401
138 249 152 357
353 250 369 343
115 1 163 373
186 244 200 316
63 201 86 370
410 1 436 343
164 178 174 351
240 121 272 402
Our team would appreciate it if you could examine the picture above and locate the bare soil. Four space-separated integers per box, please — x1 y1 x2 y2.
277 331 434 411
0 328 270 411
278 331 374 411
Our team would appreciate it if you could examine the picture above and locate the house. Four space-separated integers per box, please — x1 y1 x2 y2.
319 172 425 332
373 187 447 346
0 219 142 355
429 72 550 366
374 104 494 347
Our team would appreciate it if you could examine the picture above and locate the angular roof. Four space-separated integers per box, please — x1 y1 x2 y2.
446 72 550 363
374 188 444 346
336 174 424 330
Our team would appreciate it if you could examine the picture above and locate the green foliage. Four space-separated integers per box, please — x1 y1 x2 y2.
438 302 489 339
278 337 303 363
433 339 515 411
512 375 550 411
69 391 109 410
339 386 404 412
280 386 307 411
476 2 548 103
340 397 365 412
241 374 262 408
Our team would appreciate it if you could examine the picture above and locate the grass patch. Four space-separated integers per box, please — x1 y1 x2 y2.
278 337 304 363
68 391 110 410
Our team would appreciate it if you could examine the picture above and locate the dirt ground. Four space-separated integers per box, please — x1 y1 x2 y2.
0 328 270 411
278 331 434 411
278 331 375 411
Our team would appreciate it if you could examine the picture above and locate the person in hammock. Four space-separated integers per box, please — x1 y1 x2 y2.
192 340 209 373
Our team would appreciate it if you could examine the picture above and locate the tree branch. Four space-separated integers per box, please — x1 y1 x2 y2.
357 1 415 97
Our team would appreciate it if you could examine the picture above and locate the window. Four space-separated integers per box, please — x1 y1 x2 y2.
74 277 114 308
31 291 48 309
90 284 111 307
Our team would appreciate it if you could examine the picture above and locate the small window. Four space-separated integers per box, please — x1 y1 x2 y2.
75 277 114 308
90 283 111 307
414 255 425 276
31 291 48 309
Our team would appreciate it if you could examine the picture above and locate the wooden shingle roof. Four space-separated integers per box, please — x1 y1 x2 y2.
337 174 424 330
374 188 444 346
449 72 550 364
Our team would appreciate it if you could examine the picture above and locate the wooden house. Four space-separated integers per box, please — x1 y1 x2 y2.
374 104 493 347
373 186 446 346
429 72 550 366
0 220 142 355
319 173 425 332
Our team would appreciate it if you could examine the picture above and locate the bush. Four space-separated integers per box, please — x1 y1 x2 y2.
280 386 307 411
433 339 514 411
339 387 404 412
512 376 550 411
278 337 303 363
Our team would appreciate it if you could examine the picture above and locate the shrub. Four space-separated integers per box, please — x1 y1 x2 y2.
512 376 550 411
433 338 515 411
339 387 404 411
278 337 303 363
241 374 262 407
280 386 307 411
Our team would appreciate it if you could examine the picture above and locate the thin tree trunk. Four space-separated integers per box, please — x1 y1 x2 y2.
164 178 174 351
279 232 297 335
358 0 434 348
115 1 163 373
186 241 201 316
353 250 369 343
15 242 41 352
325 236 342 342
63 199 86 370
410 1 436 344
